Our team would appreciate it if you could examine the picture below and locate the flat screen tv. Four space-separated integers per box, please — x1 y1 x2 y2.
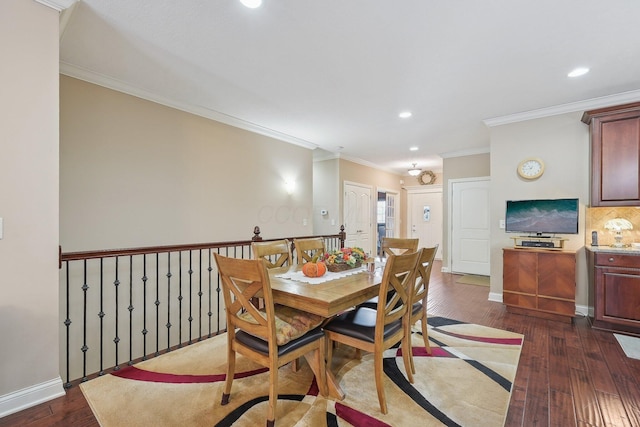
505 198 579 236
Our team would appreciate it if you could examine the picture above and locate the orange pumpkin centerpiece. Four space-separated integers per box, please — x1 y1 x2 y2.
302 258 327 277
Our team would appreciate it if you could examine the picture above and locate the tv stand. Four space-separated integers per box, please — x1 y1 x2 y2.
510 236 567 250
503 247 576 323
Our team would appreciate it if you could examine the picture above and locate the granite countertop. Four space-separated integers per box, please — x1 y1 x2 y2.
586 244 640 255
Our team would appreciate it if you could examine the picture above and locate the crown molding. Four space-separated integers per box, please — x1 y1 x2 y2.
484 89 640 127
59 62 319 150
312 151 340 162
403 184 443 193
35 0 77 12
336 153 401 175
313 151 405 175
439 146 490 159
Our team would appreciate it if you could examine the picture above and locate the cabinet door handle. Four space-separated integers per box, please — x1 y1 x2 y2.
609 257 615 262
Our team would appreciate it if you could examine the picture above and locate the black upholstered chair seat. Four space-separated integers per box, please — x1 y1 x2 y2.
324 307 403 343
236 327 325 356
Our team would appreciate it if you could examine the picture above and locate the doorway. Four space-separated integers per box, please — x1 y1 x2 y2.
407 187 443 259
343 182 373 255
450 178 490 275
376 190 399 257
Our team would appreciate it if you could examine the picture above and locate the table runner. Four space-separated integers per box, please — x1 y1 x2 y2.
274 265 368 284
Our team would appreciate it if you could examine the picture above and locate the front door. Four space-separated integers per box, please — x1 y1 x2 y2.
344 182 372 255
408 189 443 259
450 178 490 275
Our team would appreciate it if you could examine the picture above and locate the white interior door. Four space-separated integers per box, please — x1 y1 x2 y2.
344 182 372 254
408 189 443 259
451 178 490 275
385 192 396 238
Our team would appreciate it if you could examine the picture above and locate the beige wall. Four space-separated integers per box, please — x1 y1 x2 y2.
441 153 491 268
489 112 590 307
60 76 314 251
312 158 340 235
0 0 64 411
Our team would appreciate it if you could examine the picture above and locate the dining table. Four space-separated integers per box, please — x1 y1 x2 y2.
268 262 382 400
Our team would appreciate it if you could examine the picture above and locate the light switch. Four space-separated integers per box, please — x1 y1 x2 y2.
0 217 3 239
499 219 505 229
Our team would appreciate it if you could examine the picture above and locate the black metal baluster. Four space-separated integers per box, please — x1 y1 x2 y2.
207 248 213 338
219 248 225 332
142 255 148 361
113 257 120 371
99 258 105 375
128 255 134 365
178 251 183 348
155 253 160 356
197 249 203 341
81 260 89 382
63 261 71 389
188 250 193 344
166 252 172 352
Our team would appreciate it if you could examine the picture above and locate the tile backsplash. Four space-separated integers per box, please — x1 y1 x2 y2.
586 206 640 246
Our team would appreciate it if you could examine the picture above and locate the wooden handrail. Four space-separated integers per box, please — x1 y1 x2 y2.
60 225 346 264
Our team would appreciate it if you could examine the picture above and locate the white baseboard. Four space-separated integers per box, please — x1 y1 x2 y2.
488 292 503 303
0 377 65 418
576 304 592 318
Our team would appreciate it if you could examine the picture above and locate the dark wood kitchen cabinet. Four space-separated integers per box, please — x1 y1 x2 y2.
582 102 640 206
503 248 576 323
587 248 640 336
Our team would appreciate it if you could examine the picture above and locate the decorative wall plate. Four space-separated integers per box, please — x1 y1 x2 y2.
418 170 436 185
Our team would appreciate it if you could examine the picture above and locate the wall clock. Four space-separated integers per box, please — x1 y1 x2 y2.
418 170 436 185
517 157 545 180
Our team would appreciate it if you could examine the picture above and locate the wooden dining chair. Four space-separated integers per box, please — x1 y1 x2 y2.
406 245 438 376
380 237 418 259
361 237 419 308
213 254 328 427
293 237 325 264
252 239 292 269
323 250 421 414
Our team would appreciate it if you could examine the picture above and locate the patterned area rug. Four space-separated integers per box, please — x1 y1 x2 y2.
80 317 523 426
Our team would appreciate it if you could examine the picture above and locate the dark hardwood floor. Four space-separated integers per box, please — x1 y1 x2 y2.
2 261 639 426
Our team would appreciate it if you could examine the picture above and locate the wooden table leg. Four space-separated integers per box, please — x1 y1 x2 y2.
303 353 345 400
325 369 345 400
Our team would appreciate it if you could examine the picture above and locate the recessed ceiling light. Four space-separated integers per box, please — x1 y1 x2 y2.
409 146 419 151
240 0 262 8
399 111 412 119
568 67 589 78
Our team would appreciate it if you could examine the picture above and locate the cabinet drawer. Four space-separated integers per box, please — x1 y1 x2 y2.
595 253 640 268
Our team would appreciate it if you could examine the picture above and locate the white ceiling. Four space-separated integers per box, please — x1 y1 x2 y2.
58 0 640 174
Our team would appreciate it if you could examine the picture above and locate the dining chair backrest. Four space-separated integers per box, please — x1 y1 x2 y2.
380 237 419 258
405 245 439 375
412 245 438 306
293 237 326 264
377 250 422 331
251 239 292 269
214 254 276 345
